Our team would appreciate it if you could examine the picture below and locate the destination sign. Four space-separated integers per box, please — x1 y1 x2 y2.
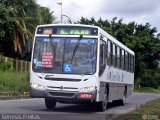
37 26 98 36
57 29 91 35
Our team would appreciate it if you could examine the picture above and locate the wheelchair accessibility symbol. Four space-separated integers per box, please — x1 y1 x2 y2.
64 64 72 73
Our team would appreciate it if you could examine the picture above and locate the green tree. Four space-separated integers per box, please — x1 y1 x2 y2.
0 0 56 60
0 3 15 57
38 6 56 24
1 0 39 53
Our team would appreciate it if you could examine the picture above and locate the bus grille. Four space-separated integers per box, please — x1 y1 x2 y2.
48 92 75 98
47 86 78 90
45 78 81 82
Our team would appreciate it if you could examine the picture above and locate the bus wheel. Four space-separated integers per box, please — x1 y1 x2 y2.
45 98 56 109
114 99 124 106
97 89 107 111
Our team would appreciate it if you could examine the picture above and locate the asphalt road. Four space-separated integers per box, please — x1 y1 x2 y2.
0 93 159 120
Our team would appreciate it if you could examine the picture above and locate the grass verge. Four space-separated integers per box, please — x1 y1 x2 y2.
112 98 160 120
0 71 29 92
134 87 160 93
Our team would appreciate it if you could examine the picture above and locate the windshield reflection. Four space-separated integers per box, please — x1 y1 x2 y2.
32 37 97 75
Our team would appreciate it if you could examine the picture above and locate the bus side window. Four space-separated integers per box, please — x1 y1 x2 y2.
119 48 122 68
107 40 111 65
113 44 115 67
125 52 128 71
131 55 135 72
121 49 125 70
115 45 117 67
117 46 120 68
110 42 113 65
128 54 131 72
99 40 106 76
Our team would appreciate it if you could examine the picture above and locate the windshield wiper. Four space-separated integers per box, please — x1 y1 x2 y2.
71 35 83 64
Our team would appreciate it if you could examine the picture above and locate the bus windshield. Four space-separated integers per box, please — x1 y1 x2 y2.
32 37 97 75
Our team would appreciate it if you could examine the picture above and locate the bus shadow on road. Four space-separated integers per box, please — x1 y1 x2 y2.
41 101 127 114
43 104 98 113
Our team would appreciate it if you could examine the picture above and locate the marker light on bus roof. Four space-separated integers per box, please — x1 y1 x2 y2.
43 28 52 35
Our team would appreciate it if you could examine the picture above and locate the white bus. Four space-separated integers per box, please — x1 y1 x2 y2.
30 24 135 111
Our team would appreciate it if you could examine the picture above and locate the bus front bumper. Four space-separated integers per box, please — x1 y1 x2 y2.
30 87 97 103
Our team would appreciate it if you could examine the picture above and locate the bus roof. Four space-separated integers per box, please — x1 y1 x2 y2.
37 24 99 28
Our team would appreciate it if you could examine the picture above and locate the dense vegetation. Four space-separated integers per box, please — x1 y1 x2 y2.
0 0 55 60
78 17 160 88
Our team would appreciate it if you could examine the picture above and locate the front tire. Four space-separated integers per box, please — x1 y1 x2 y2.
45 98 56 109
97 89 107 111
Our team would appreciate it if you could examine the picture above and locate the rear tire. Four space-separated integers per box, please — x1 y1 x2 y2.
114 99 124 106
45 98 56 109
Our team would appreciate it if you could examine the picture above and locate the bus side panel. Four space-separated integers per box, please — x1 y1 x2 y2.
98 82 106 102
98 66 134 102
108 83 125 101
126 84 133 98
99 82 133 102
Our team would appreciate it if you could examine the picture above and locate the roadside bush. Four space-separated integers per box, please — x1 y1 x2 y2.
139 69 160 89
0 61 13 71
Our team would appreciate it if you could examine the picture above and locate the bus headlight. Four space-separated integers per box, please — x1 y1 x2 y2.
31 83 44 90
80 86 97 92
